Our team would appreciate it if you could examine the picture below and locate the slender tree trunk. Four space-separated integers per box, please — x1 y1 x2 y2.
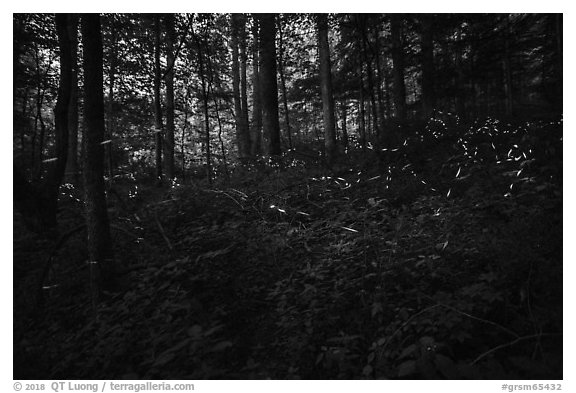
258 14 281 156
231 14 250 160
81 13 117 290
239 14 250 153
359 15 380 143
420 14 435 118
390 15 407 123
317 14 337 166
192 25 212 183
383 62 391 120
250 16 263 156
66 15 79 182
164 13 176 179
32 44 43 174
207 55 230 180
153 15 163 185
455 29 466 117
181 83 191 179
554 14 562 111
106 15 117 182
502 15 513 117
372 19 386 126
277 15 292 149
340 101 349 150
358 67 367 151
231 14 241 145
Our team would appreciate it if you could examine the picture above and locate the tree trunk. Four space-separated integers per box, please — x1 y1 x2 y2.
13 14 71 231
239 14 250 155
358 67 367 151
340 101 349 151
250 16 263 156
231 14 250 160
277 15 292 149
258 14 281 157
554 14 562 112
358 15 379 143
206 47 230 179
390 15 407 123
192 24 213 183
455 29 466 117
164 13 176 179
317 14 337 166
420 14 435 118
81 13 116 290
502 15 513 117
153 15 163 185
66 15 79 183
106 15 117 182
372 19 386 126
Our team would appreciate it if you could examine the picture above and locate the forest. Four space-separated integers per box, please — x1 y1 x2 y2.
13 13 562 379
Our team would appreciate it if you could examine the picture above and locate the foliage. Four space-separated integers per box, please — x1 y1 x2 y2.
14 115 562 379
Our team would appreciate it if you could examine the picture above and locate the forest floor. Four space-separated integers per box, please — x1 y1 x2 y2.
14 117 562 379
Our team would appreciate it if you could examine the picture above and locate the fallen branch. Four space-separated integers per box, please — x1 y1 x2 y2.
471 333 561 365
154 211 174 252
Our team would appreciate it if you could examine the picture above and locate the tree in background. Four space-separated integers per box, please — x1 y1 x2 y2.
153 14 163 184
419 14 435 118
13 14 72 231
390 15 407 123
250 15 263 156
13 13 563 202
258 14 281 157
65 14 79 183
317 14 337 166
81 13 117 290
164 13 176 179
231 14 251 160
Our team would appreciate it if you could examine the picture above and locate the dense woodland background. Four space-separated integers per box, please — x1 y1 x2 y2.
13 13 562 379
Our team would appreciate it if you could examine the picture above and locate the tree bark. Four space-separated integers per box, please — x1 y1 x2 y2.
390 16 407 123
231 14 250 160
153 15 163 184
372 19 386 127
340 101 349 150
317 14 337 166
191 23 213 183
420 14 435 118
358 66 367 151
239 14 250 154
250 16 263 156
258 14 281 157
106 15 117 182
65 15 79 183
502 15 513 117
278 15 292 149
358 15 379 143
81 13 116 289
164 13 176 178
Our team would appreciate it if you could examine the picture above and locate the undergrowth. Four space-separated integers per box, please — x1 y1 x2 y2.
14 116 562 379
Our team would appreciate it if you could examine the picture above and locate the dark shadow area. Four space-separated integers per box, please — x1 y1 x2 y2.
14 13 562 380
